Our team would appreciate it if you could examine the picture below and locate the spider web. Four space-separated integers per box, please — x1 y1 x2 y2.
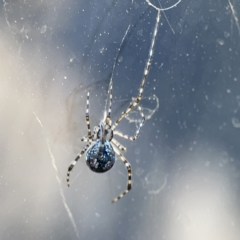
1 1 183 239
33 112 80 239
2 0 240 240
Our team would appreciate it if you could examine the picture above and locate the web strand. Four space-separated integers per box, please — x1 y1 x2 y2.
146 0 182 11
33 112 80 239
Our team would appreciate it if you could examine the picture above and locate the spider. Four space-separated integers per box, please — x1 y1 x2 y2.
66 8 161 203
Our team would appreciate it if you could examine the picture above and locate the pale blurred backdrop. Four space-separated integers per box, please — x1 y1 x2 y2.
0 0 240 240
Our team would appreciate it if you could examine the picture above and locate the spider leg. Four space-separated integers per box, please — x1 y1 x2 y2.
111 97 142 132
111 8 160 132
81 134 95 143
114 116 145 141
66 144 89 187
137 105 145 119
86 90 91 138
106 79 113 129
81 136 89 142
111 146 132 203
111 138 127 151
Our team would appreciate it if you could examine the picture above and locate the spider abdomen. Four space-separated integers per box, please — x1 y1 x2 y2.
86 140 115 173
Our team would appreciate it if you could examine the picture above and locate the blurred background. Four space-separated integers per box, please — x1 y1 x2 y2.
1 0 240 239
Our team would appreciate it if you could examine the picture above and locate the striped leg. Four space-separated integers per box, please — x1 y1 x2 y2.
86 90 91 138
66 144 89 187
111 146 132 203
105 24 130 125
137 105 145 118
111 97 143 132
114 116 145 141
111 9 160 132
82 125 99 142
81 135 95 143
107 79 113 119
106 79 113 129
111 138 127 152
81 136 90 142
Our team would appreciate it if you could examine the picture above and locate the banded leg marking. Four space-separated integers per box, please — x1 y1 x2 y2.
66 144 89 187
112 138 127 152
86 90 91 138
114 116 145 141
107 79 113 120
111 9 161 132
81 136 90 142
111 146 132 203
112 99 141 131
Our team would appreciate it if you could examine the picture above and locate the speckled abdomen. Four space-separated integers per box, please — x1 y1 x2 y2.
86 140 115 173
